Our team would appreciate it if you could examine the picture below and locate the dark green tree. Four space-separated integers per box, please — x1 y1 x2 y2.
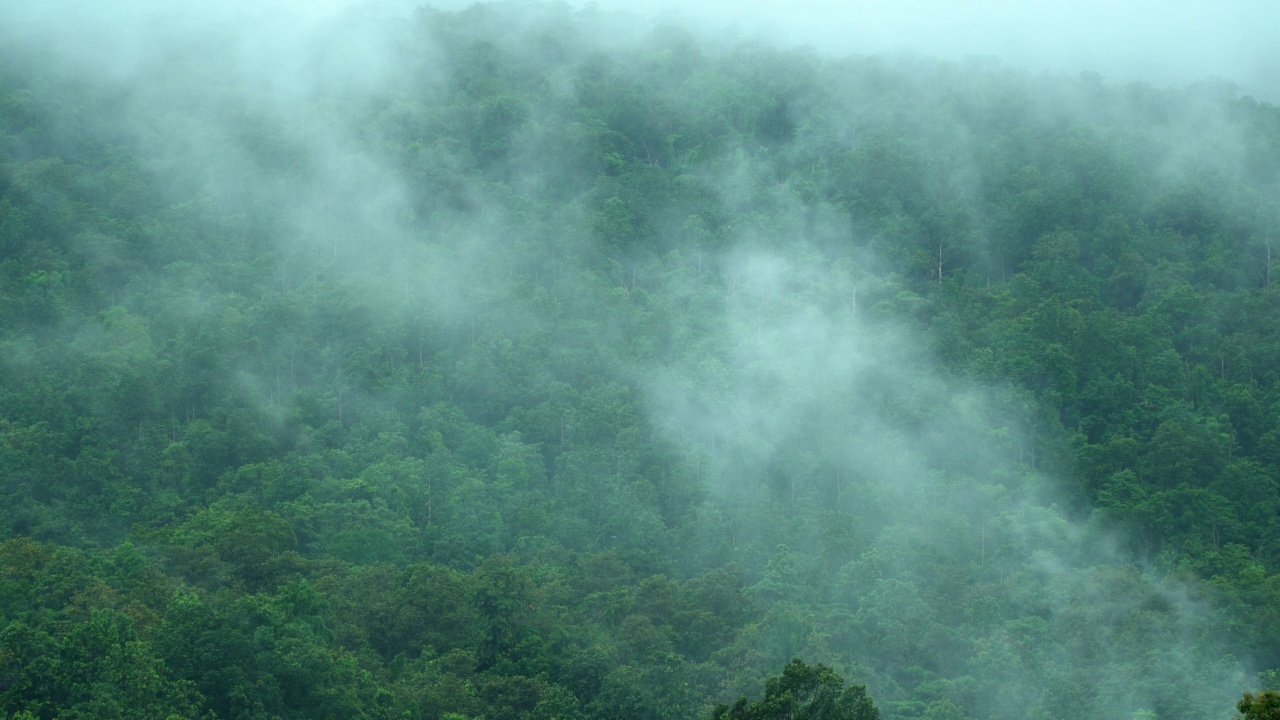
1239 690 1280 720
712 659 879 720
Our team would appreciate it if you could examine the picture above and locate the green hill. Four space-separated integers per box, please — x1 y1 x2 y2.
1 3 1278 719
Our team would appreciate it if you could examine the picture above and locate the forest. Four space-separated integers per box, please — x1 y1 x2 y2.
2 2 1280 718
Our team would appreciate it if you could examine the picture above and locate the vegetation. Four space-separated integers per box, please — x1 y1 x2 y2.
1 2 1279 719
1240 691 1280 720
713 660 880 720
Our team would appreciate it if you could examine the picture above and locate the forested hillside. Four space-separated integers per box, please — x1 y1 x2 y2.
2 3 1280 719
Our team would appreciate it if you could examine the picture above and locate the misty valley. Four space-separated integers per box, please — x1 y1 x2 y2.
3 2 1280 720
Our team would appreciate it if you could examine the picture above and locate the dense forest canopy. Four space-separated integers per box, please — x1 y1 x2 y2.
2 2 1280 719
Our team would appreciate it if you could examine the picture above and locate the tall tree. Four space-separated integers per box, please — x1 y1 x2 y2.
712 659 880 720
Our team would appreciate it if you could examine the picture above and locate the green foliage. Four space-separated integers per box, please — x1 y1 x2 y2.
713 659 880 720
1239 691 1280 720
1 3 1279 720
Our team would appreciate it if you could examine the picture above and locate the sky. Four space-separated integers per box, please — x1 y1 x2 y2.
414 0 1275 100
5 0 1277 100
586 0 1280 100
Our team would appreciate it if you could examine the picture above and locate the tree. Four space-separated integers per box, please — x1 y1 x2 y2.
1239 690 1280 720
711 659 879 720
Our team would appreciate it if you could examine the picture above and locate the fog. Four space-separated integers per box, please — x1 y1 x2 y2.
0 0 1274 718
585 0 1280 100
7 0 1279 101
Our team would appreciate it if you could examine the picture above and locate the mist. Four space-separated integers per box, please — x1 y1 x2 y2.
0 1 1276 719
580 0 1280 102
9 0 1279 97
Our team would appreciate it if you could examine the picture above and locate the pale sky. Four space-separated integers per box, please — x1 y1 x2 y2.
4 0 1277 100
576 0 1278 99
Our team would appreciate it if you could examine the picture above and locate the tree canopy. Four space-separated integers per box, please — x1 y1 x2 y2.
713 659 880 720
0 2 1279 719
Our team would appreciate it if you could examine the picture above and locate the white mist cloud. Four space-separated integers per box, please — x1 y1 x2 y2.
7 0 1275 98
581 0 1279 100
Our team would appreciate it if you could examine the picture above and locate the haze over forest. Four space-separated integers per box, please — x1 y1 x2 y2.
1 2 1279 720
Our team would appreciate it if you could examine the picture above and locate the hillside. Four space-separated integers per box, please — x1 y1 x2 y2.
2 3 1280 719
